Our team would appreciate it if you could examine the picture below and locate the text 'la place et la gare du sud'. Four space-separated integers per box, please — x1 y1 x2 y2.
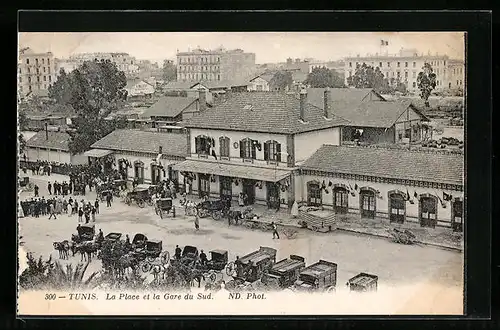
61 292 267 301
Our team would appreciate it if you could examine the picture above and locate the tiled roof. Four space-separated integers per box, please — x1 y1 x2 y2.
142 96 198 118
182 92 349 134
306 88 428 128
164 81 197 90
26 131 70 151
91 129 187 157
195 79 250 89
300 145 464 185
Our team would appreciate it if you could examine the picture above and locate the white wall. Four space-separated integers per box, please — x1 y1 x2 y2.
294 127 341 164
247 77 270 91
299 173 463 226
113 152 181 183
190 128 289 168
25 147 74 163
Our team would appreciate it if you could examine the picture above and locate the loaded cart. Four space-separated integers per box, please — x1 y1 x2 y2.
346 273 378 292
260 255 306 290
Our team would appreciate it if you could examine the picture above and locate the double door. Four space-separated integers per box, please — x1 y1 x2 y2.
242 179 256 205
220 176 232 201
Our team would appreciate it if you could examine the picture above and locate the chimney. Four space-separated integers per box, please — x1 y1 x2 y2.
324 87 331 119
45 122 49 140
198 88 207 112
299 87 307 122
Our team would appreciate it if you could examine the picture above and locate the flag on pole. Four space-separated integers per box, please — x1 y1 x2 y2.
405 189 411 201
354 183 359 191
443 192 453 201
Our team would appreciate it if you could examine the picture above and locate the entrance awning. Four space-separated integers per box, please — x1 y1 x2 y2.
83 149 114 158
172 160 291 182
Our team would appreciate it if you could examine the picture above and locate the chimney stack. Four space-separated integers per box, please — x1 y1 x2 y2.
324 87 331 119
45 122 49 140
198 88 207 112
299 87 307 122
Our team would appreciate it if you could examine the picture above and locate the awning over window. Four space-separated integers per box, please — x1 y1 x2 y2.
172 160 292 182
83 149 114 158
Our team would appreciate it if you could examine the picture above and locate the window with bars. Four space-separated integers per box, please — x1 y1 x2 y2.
240 138 256 159
219 136 230 158
361 193 376 211
334 189 348 207
264 140 281 162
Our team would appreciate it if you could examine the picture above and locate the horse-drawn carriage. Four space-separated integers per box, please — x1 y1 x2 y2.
179 245 199 266
154 197 176 218
134 239 168 272
387 228 417 245
291 259 337 293
72 224 96 243
125 184 155 208
132 233 148 249
196 199 231 220
225 246 277 291
18 176 29 188
259 255 306 291
104 232 122 243
346 272 378 293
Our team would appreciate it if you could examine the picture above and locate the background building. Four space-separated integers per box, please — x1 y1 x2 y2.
69 52 139 76
18 47 56 98
344 48 464 94
55 58 79 76
447 59 465 92
176 47 256 82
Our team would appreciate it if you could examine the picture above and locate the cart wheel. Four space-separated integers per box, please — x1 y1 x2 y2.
147 255 156 262
141 262 152 273
147 199 154 207
225 261 236 276
172 207 176 218
159 209 163 219
326 286 336 293
154 206 158 215
209 271 217 283
161 251 170 265
212 210 222 220
137 199 145 208
125 197 131 205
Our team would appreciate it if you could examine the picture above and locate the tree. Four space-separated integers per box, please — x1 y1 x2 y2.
346 63 386 91
49 59 127 155
305 67 345 88
162 60 177 81
18 111 28 131
417 62 437 107
270 71 293 91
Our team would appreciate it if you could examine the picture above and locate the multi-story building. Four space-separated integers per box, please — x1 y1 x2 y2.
18 47 56 98
344 48 463 94
69 52 139 76
176 47 256 82
447 59 465 92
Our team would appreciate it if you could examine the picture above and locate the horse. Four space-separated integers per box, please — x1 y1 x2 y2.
116 253 139 278
150 263 168 284
73 241 99 262
53 241 70 259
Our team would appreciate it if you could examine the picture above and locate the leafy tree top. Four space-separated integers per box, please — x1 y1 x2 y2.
270 71 293 91
417 62 437 107
305 67 345 88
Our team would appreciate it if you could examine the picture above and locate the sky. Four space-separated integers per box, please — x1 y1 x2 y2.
18 32 465 65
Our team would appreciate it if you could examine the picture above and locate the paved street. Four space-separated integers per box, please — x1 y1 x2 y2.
19 175 464 294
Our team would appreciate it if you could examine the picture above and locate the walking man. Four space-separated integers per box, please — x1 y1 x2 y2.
47 182 52 195
91 206 96 222
106 193 112 208
78 207 83 223
194 214 200 231
48 202 57 220
94 198 100 214
271 222 280 239
174 245 182 260
34 184 39 197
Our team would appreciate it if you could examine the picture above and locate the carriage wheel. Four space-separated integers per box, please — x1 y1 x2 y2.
154 206 159 215
161 251 170 266
147 199 154 207
137 199 145 208
326 286 336 293
125 197 131 205
225 261 236 276
212 210 222 220
172 207 176 218
141 262 152 273
147 255 156 262
159 209 163 219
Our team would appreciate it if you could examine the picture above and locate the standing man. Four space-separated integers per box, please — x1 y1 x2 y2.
271 222 280 239
106 193 112 208
91 205 96 222
78 207 83 223
174 245 182 260
47 182 52 195
194 214 200 231
34 184 39 197
48 202 57 220
94 198 100 214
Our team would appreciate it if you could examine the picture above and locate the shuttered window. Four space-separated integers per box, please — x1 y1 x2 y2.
195 136 211 155
264 140 281 162
240 138 256 159
219 136 230 158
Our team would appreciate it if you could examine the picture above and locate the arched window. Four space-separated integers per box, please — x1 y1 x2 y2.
240 138 256 160
333 185 349 214
419 194 438 228
359 187 376 219
307 181 322 206
219 136 230 158
388 190 406 224
264 140 281 162
195 135 212 156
